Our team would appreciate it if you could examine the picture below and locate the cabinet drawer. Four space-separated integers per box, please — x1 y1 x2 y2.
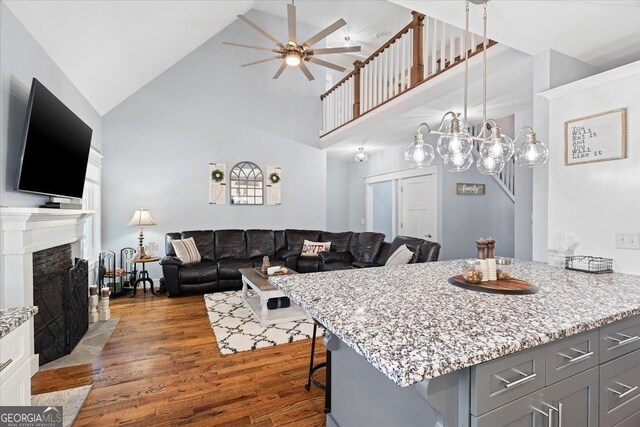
471 390 547 427
0 357 31 406
471 345 546 416
546 329 599 385
600 315 640 363
600 348 640 427
0 320 29 384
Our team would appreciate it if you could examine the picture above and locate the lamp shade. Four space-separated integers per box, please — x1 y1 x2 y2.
128 208 156 226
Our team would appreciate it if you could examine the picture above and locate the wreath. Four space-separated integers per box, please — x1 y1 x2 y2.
211 169 224 183
269 172 281 184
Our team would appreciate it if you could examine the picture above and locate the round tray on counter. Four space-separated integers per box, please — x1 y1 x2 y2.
448 275 537 295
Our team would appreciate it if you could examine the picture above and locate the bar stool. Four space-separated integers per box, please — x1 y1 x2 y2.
305 320 331 414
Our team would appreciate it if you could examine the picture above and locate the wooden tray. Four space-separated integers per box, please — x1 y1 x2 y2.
448 275 537 295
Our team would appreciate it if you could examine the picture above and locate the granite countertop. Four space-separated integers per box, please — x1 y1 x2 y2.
269 260 640 387
0 306 38 338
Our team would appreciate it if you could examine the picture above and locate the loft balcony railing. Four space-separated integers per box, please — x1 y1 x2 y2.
320 12 497 137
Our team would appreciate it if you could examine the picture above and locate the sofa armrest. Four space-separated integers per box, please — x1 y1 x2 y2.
160 256 183 267
276 249 299 259
160 263 181 297
352 261 378 269
318 251 352 264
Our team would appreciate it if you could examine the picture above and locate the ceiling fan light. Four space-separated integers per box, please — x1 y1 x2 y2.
285 51 301 66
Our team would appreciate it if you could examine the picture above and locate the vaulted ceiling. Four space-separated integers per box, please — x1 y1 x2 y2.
3 0 411 115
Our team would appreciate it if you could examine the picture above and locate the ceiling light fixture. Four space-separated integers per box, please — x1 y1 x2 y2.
409 1 548 173
285 50 301 66
355 147 368 163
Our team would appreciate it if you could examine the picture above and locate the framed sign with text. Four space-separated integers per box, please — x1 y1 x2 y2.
564 108 626 166
456 183 485 195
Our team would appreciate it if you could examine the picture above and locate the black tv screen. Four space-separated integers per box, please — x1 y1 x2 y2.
17 78 93 199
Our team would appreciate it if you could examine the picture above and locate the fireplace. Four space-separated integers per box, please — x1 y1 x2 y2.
32 244 89 365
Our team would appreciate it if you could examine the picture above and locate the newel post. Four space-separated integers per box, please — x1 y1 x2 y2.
352 60 362 119
410 11 425 86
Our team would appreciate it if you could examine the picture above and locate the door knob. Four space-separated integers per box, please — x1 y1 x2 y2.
424 234 432 239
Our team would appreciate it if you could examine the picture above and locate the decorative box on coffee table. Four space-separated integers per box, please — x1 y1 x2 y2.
239 268 308 327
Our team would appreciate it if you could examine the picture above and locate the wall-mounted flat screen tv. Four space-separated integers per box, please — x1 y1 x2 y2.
16 78 93 199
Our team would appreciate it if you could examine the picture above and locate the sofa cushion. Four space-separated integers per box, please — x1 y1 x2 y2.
215 230 247 259
165 232 181 257
181 231 214 260
318 251 352 264
350 232 385 263
297 257 320 273
217 258 252 279
319 231 352 253
320 262 353 272
172 237 202 264
274 230 287 253
178 260 218 284
246 230 275 259
285 229 321 252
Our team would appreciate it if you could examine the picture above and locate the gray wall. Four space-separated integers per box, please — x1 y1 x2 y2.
101 10 327 278
0 2 102 208
326 158 350 231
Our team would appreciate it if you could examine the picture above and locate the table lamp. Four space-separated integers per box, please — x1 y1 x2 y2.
128 208 156 258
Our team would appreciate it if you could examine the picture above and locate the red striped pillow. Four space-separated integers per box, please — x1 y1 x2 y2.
171 237 201 264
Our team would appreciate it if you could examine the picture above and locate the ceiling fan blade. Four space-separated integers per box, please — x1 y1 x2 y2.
237 14 283 47
223 41 280 52
306 57 346 72
273 62 287 79
241 56 281 67
302 18 347 48
307 46 362 55
287 3 296 43
299 62 315 81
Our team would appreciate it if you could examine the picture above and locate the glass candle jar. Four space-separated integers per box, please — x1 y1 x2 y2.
496 257 513 280
463 259 483 284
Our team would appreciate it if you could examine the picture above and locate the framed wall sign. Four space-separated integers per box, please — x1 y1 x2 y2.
209 162 227 205
456 183 485 195
564 108 627 166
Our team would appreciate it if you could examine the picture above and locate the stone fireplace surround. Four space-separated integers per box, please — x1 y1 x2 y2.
0 207 93 374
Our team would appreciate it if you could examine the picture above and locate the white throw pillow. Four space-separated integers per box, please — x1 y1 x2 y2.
301 240 331 257
171 237 202 264
385 244 414 266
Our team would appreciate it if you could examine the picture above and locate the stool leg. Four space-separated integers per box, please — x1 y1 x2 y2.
305 323 318 391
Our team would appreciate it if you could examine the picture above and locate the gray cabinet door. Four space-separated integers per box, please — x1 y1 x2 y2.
472 390 548 427
544 366 599 427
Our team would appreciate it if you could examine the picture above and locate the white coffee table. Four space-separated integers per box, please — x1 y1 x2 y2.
239 268 308 327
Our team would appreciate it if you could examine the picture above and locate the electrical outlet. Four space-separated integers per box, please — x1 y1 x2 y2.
616 232 640 250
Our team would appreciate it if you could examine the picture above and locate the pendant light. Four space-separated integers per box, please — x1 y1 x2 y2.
354 147 368 162
406 125 435 167
410 1 548 174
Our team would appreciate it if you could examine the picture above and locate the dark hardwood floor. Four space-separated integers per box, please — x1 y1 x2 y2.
32 291 326 426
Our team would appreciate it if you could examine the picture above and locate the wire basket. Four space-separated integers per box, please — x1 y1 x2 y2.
565 255 613 274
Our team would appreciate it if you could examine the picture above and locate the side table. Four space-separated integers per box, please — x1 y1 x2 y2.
126 256 160 297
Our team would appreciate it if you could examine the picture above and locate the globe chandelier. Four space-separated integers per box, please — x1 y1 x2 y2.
407 1 548 173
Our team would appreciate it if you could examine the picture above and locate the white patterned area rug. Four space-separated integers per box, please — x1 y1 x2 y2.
205 290 320 355
32 384 92 427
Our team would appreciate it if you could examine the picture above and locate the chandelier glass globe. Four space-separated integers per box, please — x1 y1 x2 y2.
444 151 473 172
405 132 434 168
515 133 548 167
436 118 473 159
477 154 506 175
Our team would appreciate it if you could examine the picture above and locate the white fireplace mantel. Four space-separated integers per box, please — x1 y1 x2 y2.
0 207 94 309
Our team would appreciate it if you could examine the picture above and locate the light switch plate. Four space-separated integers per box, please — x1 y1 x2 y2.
616 232 640 250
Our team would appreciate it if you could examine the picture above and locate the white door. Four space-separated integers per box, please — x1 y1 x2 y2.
399 175 436 240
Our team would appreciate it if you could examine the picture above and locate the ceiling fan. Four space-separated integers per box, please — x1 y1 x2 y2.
223 1 362 81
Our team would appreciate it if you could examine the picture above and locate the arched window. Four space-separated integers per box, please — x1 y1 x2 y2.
230 161 264 205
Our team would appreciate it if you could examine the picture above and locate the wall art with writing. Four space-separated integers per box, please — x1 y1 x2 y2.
564 108 626 165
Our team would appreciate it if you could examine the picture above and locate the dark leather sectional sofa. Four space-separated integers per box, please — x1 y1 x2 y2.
160 229 441 297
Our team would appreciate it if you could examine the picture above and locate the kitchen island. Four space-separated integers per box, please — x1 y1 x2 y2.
270 260 640 427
